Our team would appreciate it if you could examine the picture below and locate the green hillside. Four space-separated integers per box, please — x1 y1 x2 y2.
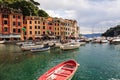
102 25 120 37
0 0 49 17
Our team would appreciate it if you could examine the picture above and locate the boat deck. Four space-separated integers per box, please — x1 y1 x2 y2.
46 63 75 80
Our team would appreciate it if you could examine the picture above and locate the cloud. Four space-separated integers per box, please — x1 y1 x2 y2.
35 0 120 34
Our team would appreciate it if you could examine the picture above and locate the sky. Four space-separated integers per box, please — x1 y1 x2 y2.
35 0 120 34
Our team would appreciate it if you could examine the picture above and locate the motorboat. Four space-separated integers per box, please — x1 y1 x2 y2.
21 44 43 51
0 40 5 44
60 42 80 50
30 46 50 52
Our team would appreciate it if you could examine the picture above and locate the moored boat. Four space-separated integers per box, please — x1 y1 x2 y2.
21 44 43 51
60 42 80 50
110 38 120 44
0 40 5 44
16 41 35 46
38 59 79 80
30 46 50 52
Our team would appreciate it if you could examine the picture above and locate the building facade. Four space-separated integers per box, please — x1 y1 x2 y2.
0 5 23 41
23 16 79 40
0 6 79 41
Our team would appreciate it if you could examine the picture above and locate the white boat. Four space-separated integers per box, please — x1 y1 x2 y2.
0 40 5 44
110 38 120 44
100 39 108 43
21 44 43 51
30 46 50 52
16 42 35 46
60 42 80 50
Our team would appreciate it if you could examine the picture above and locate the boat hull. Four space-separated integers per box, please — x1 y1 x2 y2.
0 41 5 44
31 47 50 52
60 43 80 50
38 59 79 80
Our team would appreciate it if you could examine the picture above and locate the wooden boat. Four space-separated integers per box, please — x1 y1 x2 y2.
38 59 79 80
60 42 80 50
31 46 50 52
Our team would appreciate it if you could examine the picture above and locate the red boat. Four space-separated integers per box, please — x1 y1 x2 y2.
38 59 79 80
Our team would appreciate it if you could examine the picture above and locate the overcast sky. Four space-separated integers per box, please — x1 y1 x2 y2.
35 0 120 34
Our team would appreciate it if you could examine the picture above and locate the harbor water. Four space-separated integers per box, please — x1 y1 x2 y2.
0 43 120 80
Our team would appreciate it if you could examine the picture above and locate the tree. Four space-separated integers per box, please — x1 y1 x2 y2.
30 0 40 6
102 25 120 37
22 27 26 40
38 9 49 17
1 0 49 17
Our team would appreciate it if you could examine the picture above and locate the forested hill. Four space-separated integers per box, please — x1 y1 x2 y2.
0 0 49 17
102 25 120 37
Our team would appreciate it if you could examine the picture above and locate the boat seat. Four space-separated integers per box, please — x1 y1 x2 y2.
54 73 68 77
61 67 74 71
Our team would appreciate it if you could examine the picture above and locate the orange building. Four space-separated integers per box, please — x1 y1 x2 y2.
53 18 61 39
23 16 56 40
0 5 23 41
23 16 45 40
46 17 54 37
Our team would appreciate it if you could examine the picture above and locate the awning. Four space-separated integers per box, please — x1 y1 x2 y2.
49 36 56 38
0 34 21 38
35 36 43 38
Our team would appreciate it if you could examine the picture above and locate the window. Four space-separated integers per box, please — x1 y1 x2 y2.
35 26 37 29
66 32 67 35
13 22 16 26
58 28 59 30
30 31 32 34
58 32 59 35
18 22 21 26
35 31 37 34
38 31 40 34
49 27 51 30
38 26 40 29
4 20 7 24
38 21 40 24
55 23 56 26
35 21 37 24
43 26 45 29
4 27 8 32
43 31 45 34
2 14 8 18
13 29 16 33
18 16 21 19
30 26 32 29
18 29 21 33
13 15 15 18
29 21 32 24
43 22 45 25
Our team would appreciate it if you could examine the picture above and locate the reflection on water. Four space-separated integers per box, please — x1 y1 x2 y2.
0 43 120 80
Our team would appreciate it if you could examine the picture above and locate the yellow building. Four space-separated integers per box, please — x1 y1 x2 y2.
23 16 47 40
53 18 61 39
53 18 79 39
